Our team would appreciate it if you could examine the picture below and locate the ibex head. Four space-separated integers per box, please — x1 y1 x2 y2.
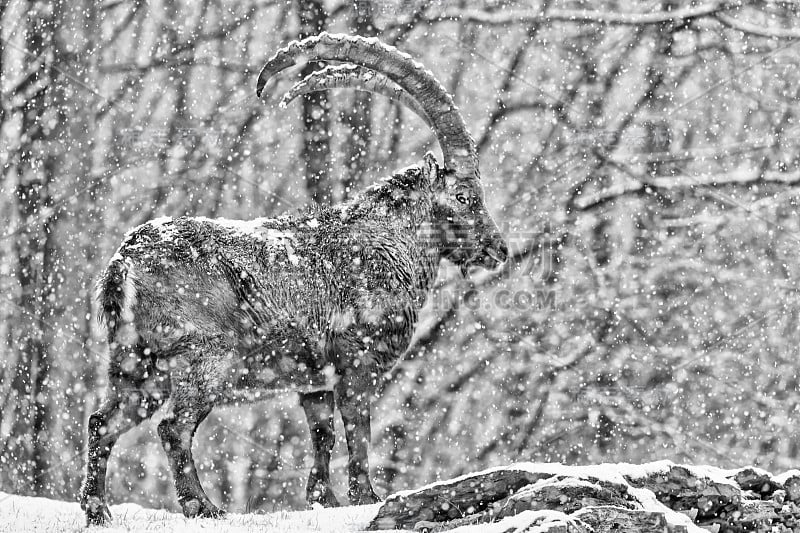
257 32 508 273
430 162 508 273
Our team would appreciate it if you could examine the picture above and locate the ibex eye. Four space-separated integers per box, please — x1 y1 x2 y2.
455 193 469 205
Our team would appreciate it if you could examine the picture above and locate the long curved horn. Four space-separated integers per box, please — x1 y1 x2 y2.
257 32 478 181
279 65 433 128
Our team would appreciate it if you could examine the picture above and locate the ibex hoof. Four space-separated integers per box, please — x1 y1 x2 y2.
83 496 112 526
181 498 224 519
349 490 382 506
307 487 341 508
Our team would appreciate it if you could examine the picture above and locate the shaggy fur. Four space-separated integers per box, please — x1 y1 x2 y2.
80 154 507 524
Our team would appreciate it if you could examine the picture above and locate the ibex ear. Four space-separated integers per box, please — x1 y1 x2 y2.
422 151 444 190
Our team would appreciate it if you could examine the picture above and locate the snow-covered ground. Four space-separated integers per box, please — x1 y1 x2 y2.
0 490 565 533
0 492 383 533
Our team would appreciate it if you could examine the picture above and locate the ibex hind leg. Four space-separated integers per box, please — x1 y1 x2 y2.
158 347 225 519
158 404 222 518
81 347 169 526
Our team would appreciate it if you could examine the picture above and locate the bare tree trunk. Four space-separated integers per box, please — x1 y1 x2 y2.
296 0 332 204
0 0 10 403
0 0 7 131
4 0 65 495
67 0 100 499
340 0 376 198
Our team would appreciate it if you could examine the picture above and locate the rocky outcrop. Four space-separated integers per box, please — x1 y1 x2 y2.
368 462 800 532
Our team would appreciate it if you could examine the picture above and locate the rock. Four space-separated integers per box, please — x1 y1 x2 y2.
492 477 636 518
572 505 669 533
369 468 551 530
622 463 741 517
726 466 780 496
367 462 800 532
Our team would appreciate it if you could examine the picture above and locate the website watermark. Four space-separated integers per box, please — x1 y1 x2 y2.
344 228 562 312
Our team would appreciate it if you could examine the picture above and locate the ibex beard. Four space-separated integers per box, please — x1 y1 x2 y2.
80 33 507 526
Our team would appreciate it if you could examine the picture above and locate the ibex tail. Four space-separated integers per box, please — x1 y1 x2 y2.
96 254 137 336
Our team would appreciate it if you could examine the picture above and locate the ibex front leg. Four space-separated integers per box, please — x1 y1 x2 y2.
335 371 381 505
301 391 341 507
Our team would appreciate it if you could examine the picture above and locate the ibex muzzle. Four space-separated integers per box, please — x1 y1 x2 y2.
81 33 506 525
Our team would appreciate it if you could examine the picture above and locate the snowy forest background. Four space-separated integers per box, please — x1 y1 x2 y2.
1 0 799 515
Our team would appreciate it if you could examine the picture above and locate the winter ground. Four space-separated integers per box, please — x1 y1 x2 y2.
0 490 552 533
0 492 382 533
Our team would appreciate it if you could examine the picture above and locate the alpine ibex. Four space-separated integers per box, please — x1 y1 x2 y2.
81 33 507 525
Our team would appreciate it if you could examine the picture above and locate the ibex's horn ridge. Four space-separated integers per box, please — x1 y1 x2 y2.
280 64 433 128
256 32 478 180
256 35 320 97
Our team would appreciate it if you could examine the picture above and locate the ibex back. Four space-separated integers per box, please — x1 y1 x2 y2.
81 33 507 525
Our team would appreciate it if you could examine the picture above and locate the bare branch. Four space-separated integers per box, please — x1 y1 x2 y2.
576 169 800 212
715 13 800 39
435 4 800 41
99 6 258 74
436 3 730 26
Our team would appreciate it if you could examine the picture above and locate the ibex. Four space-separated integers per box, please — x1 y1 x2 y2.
80 33 507 525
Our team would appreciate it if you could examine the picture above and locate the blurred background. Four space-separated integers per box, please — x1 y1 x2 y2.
1 0 799 513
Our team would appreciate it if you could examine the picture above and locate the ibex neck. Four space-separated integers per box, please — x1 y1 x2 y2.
393 200 442 297
340 175 442 295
